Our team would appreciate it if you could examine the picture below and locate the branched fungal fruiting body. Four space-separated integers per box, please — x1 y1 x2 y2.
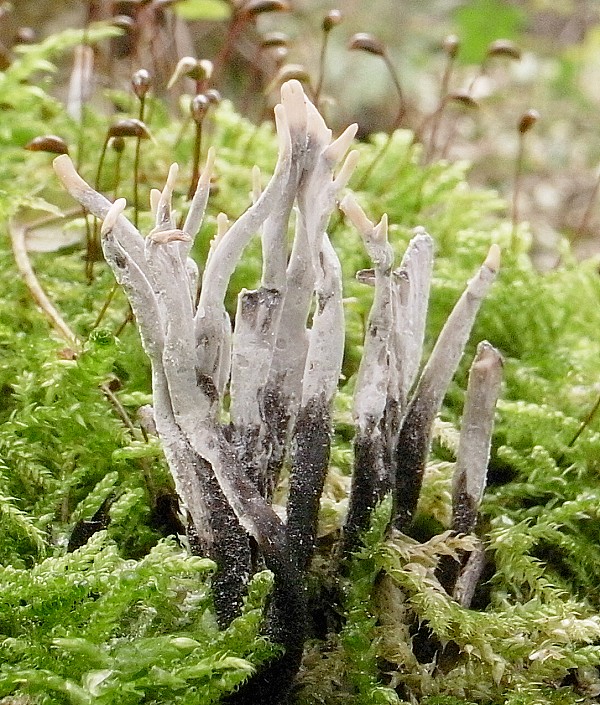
392 244 500 531
54 80 501 703
438 340 503 598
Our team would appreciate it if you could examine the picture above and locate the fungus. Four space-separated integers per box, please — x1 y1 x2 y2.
53 80 501 704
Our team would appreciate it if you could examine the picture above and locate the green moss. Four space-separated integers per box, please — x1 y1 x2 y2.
2 25 600 705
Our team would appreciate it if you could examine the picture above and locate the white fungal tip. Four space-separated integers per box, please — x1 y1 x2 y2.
149 228 191 244
334 149 359 190
150 188 161 217
52 153 72 173
409 227 434 249
339 193 373 234
323 123 358 164
101 197 127 236
280 79 307 134
216 211 229 237
474 340 503 369
199 146 216 187
52 154 82 189
373 213 388 243
485 243 501 272
166 163 179 188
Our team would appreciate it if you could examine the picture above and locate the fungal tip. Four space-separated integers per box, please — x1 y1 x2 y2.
101 197 127 236
485 243 501 272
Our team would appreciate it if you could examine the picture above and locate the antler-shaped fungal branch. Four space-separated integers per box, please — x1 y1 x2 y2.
54 79 361 705
342 204 500 550
339 194 397 555
53 76 501 703
437 340 503 603
393 244 500 530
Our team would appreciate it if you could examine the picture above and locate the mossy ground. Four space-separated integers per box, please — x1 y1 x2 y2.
1 23 600 705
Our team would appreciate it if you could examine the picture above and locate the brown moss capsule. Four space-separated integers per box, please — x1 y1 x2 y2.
191 94 210 123
131 69 151 100
348 33 385 57
518 109 539 134
168 57 213 88
447 91 479 109
111 14 135 32
267 64 311 93
25 135 69 155
323 9 342 33
110 136 126 153
107 119 151 139
442 34 460 59
240 0 290 17
486 39 522 61
15 27 36 44
261 31 289 49
204 88 222 105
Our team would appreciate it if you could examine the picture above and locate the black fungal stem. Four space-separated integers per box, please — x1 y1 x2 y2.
393 247 500 530
286 398 331 573
342 431 388 557
393 407 431 531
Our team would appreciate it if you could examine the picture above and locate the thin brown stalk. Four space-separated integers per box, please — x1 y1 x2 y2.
100 381 139 436
9 218 80 350
315 11 342 109
114 307 134 338
92 281 120 330
100 381 154 494
89 133 111 282
188 121 203 200
511 133 525 249
511 109 539 250
133 95 146 228
566 392 600 450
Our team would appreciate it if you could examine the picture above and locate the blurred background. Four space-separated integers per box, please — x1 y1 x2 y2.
5 0 600 264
